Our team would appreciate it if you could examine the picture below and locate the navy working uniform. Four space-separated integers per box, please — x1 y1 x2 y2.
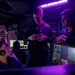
25 22 53 67
0 56 22 69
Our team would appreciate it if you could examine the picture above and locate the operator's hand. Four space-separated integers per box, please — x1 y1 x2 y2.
56 35 67 44
28 34 36 41
38 34 47 41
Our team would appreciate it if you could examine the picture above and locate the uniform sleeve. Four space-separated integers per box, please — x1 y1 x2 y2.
24 26 30 39
24 24 36 39
53 28 66 44
46 26 54 43
8 57 22 68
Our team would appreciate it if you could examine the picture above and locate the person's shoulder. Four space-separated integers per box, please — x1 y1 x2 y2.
7 56 16 60
7 56 22 65
59 28 67 35
7 56 22 68
60 28 67 33
44 22 51 28
7 56 20 62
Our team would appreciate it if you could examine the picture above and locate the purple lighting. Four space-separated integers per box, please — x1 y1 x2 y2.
48 2 58 6
41 4 48 8
41 0 68 8
58 0 68 4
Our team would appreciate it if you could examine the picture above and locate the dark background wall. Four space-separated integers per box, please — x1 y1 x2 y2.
0 0 75 40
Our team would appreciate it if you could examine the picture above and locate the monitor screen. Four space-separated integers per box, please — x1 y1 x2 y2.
10 40 16 47
61 45 68 60
68 47 75 64
10 40 24 47
60 45 75 64
60 45 68 64
52 44 61 64
18 40 24 47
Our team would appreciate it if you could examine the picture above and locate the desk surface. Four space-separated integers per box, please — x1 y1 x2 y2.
0 64 75 75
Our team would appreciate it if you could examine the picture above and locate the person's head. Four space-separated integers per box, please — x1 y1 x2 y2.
13 41 20 50
33 6 43 25
0 41 9 58
61 8 75 27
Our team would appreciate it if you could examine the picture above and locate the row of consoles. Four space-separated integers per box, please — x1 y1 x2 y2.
10 40 75 64
10 40 28 49
0 43 75 75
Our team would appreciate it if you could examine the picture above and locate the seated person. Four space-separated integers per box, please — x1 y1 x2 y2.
56 8 75 46
7 45 19 61
12 41 27 64
0 41 22 69
12 41 21 60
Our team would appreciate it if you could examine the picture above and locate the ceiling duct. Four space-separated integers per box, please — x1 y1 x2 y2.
0 2 13 11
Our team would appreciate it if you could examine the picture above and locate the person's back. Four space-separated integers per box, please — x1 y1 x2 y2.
12 41 21 61
0 56 22 69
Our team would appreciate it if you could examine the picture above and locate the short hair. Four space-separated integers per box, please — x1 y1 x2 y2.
0 41 3 48
32 6 43 15
13 41 20 50
61 8 75 18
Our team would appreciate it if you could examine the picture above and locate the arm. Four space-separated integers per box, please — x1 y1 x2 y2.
38 26 54 43
46 27 54 43
55 28 67 44
24 24 37 41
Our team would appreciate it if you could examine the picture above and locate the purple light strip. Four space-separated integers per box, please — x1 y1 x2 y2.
41 0 68 8
48 2 58 6
58 0 68 4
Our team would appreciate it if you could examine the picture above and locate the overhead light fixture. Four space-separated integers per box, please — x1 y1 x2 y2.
41 0 68 8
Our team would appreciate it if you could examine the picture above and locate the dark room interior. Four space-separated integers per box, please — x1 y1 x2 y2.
0 0 75 75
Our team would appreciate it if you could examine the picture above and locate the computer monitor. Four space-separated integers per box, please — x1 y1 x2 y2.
68 47 75 62
61 45 68 60
18 40 24 47
52 44 75 64
52 44 61 64
60 45 68 64
60 45 75 64
10 40 24 47
10 40 16 47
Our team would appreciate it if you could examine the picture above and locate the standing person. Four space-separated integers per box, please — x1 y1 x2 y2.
25 6 53 67
56 8 75 46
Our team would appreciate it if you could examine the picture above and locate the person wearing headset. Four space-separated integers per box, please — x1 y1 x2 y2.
0 41 22 69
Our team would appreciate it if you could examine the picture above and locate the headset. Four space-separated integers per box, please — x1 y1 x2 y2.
0 50 6 56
